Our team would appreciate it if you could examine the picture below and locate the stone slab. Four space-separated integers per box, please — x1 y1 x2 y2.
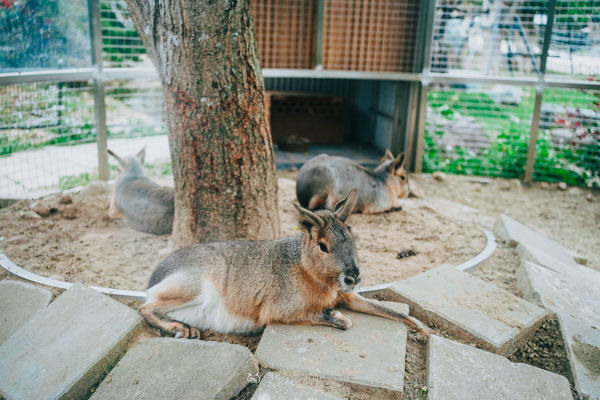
0 280 52 344
387 264 549 356
255 302 409 393
427 335 573 400
251 373 348 400
516 241 586 276
494 214 577 268
517 261 600 399
0 284 142 400
91 338 257 400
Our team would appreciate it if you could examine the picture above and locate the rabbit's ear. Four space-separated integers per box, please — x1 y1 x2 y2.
334 189 358 223
390 152 405 172
107 149 126 170
292 203 325 235
380 148 394 163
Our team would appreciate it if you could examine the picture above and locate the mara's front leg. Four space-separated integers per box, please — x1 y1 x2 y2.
338 292 433 336
282 309 352 330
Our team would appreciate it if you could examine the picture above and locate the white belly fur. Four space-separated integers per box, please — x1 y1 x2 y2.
167 279 263 335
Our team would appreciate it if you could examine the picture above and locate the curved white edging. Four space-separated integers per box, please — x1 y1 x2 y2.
0 252 147 301
0 228 496 301
455 228 497 272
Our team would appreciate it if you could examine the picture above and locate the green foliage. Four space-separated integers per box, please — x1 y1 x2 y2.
424 88 600 187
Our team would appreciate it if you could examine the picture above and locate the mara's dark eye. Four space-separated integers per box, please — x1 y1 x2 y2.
318 243 329 253
400 175 406 181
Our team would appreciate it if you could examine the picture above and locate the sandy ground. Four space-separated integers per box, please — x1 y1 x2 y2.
1 171 597 400
0 172 491 292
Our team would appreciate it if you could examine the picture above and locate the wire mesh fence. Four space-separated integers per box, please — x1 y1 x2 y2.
430 0 548 76
104 79 166 137
100 0 147 68
423 83 535 178
0 81 98 196
0 0 91 71
534 87 600 186
251 0 317 69
1 0 599 199
546 0 600 79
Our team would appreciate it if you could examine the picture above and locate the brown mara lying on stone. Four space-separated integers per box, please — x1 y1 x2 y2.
140 189 433 339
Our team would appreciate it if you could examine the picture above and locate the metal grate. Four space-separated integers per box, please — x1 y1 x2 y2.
534 88 600 187
251 0 317 69
100 0 148 68
0 81 97 197
322 0 420 72
423 83 535 178
546 0 600 79
105 79 166 138
430 0 548 76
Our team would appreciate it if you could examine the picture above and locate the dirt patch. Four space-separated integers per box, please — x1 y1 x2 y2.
0 173 486 290
415 174 599 270
470 244 522 296
277 175 485 286
510 316 575 395
401 335 429 400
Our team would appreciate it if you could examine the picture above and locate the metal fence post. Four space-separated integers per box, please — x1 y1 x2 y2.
413 0 436 173
88 0 109 181
524 0 557 184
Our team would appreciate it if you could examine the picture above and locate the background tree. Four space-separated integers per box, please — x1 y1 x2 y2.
124 0 280 248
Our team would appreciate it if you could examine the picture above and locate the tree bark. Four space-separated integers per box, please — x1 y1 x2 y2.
124 0 280 248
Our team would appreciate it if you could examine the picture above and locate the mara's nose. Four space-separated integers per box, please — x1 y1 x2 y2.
344 269 361 286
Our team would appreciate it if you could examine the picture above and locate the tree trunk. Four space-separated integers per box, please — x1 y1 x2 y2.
124 0 280 248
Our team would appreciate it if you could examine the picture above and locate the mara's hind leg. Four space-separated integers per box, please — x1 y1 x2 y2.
140 273 202 339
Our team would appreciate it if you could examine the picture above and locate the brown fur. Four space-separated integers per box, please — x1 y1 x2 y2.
297 150 409 214
142 189 432 338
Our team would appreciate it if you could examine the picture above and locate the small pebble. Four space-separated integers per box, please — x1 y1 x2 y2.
20 210 41 219
58 195 73 204
557 182 567 191
7 235 27 244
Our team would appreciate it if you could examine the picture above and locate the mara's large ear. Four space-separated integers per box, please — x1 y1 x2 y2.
107 149 126 170
390 152 406 172
136 148 146 165
380 148 394 163
292 203 325 235
334 189 358 223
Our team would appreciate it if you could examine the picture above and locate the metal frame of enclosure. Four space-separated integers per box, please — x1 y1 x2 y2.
1 0 599 187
